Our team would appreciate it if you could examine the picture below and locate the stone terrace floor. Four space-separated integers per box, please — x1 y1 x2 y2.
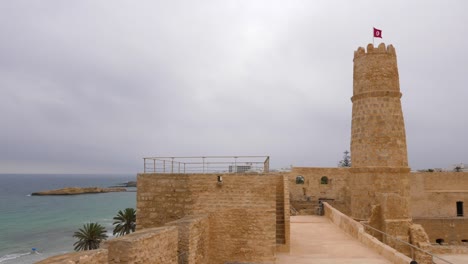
276 215 391 264
434 255 468 263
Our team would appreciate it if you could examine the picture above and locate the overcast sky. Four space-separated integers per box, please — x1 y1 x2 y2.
1 1 467 174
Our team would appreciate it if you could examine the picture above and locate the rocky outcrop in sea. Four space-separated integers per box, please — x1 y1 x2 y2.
31 187 127 196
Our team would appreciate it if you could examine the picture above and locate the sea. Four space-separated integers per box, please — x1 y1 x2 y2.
0 174 136 264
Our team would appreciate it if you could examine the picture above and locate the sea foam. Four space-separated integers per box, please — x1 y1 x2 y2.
0 252 30 263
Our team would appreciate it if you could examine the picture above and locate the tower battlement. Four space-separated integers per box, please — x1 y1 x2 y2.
354 43 396 59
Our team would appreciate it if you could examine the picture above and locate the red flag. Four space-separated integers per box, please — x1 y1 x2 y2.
373 27 382 38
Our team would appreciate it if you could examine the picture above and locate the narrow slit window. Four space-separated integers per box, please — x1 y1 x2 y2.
457 201 464 217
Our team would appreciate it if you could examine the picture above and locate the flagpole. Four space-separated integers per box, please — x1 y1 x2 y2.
372 28 374 46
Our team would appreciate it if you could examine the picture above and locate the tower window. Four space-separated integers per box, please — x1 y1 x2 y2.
296 175 305 184
457 201 464 217
320 176 329 185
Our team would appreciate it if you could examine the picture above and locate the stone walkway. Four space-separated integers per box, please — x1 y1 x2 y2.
434 254 468 263
276 215 391 264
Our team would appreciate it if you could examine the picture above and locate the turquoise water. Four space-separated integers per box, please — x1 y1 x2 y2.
0 174 136 263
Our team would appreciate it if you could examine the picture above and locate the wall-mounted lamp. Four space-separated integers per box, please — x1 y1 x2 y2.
217 175 223 185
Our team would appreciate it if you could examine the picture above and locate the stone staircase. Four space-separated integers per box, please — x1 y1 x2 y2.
276 182 285 244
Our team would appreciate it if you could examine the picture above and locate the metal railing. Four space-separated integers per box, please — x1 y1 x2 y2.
361 223 454 264
143 156 270 174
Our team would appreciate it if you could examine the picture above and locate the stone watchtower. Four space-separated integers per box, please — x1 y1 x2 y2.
349 43 412 250
351 43 408 169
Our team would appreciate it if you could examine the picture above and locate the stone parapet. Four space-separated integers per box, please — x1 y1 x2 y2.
166 215 210 264
354 43 396 59
37 226 179 264
36 249 108 264
324 202 413 264
350 167 411 173
107 226 178 264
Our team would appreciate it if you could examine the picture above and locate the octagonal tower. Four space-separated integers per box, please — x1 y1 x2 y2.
351 43 408 168
349 43 412 254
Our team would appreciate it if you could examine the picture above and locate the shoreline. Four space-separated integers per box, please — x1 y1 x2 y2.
0 174 136 264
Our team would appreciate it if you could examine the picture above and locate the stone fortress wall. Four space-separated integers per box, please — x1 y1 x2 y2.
137 173 290 263
288 167 350 215
288 170 468 246
411 172 468 245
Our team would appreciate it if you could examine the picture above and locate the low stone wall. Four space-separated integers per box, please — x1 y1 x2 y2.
414 217 468 245
323 202 412 264
36 226 178 264
36 249 108 264
429 245 468 254
166 215 210 264
278 174 291 253
107 226 178 264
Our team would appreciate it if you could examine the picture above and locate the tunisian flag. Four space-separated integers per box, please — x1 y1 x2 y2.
373 27 382 38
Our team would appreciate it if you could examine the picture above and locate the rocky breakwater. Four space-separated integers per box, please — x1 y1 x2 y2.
31 187 127 196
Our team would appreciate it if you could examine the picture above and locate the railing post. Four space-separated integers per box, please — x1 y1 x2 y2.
234 157 237 173
144 158 146 173
202 157 205 173
153 159 156 173
264 156 270 173
163 160 166 173
171 157 174 173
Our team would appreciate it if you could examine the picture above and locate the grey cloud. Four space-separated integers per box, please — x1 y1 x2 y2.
0 0 467 173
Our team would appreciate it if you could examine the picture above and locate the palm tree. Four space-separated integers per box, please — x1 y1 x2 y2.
73 222 108 251
113 208 136 237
